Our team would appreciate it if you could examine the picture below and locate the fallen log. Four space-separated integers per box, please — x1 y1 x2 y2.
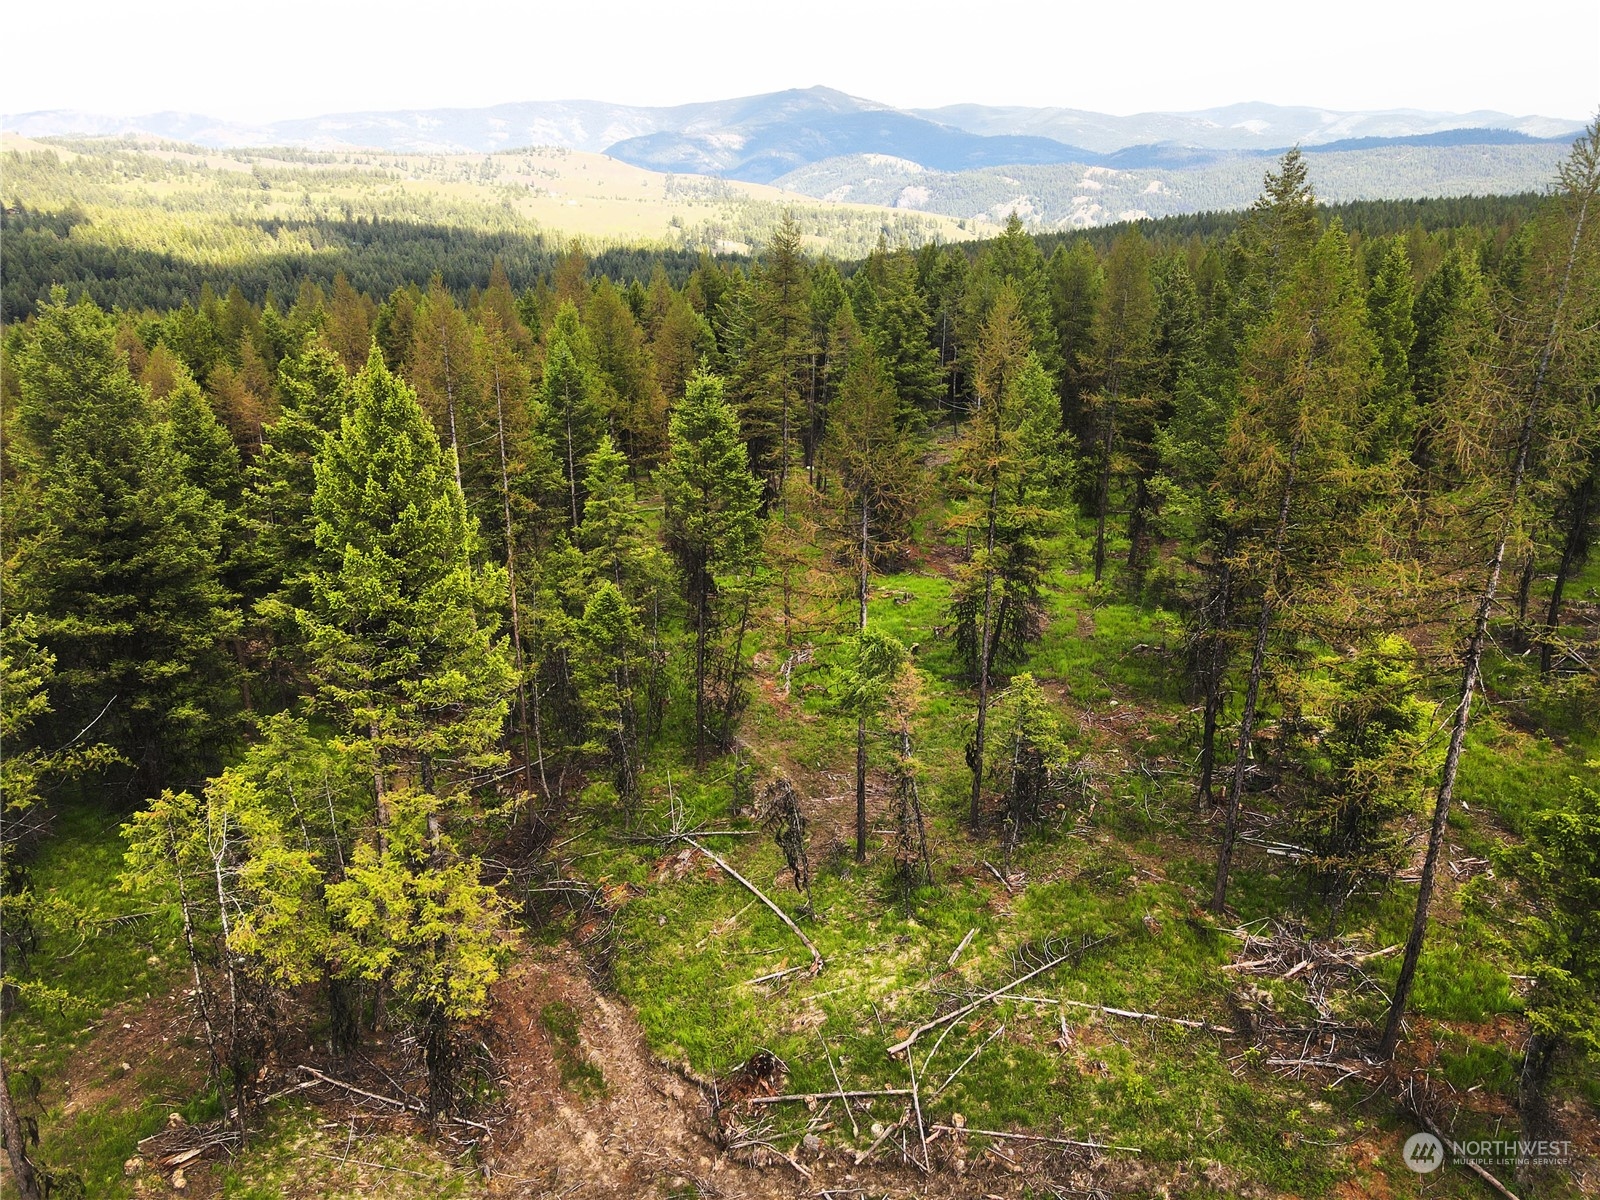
743 1088 911 1105
886 947 1078 1057
683 836 822 972
930 1124 1140 1154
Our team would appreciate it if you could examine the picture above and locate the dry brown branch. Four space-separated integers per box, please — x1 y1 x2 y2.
684 836 823 971
929 1124 1140 1154
947 927 978 968
296 1064 425 1113
931 1023 1006 1098
819 1034 858 1139
1401 1084 1524 1200
886 945 1078 1056
743 1089 911 1105
1054 998 1234 1034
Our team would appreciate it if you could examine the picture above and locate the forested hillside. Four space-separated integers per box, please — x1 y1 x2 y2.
0 134 968 318
1 125 1597 1200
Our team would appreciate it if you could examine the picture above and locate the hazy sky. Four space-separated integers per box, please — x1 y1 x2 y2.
6 0 1596 122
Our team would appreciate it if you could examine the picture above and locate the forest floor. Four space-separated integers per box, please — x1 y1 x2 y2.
6 538 1599 1199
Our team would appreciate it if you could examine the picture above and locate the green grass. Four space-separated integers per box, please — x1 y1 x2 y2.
1 803 208 1197
216 1103 475 1199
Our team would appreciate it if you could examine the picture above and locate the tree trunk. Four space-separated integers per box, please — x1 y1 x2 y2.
1195 528 1236 811
492 363 538 803
1539 456 1597 673
1092 397 1118 583
0 1057 43 1200
856 494 871 861
968 478 1000 830
1125 470 1151 583
693 560 709 768
1516 1030 1556 1184
1513 550 1537 648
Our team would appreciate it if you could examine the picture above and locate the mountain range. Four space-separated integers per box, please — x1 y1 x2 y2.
7 87 1583 171
5 88 1586 229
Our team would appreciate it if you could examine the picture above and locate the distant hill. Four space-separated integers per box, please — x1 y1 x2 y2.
6 88 1586 228
909 100 1585 154
773 143 1574 229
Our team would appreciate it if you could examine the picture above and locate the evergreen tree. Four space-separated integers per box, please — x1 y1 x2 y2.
585 277 667 465
538 305 607 534
296 347 514 820
1363 239 1417 463
1211 224 1377 914
659 372 763 764
850 242 942 425
735 213 811 495
1046 239 1102 428
947 285 1072 828
834 629 907 861
7 292 239 794
1381 120 1600 1056
573 581 648 807
1086 230 1158 583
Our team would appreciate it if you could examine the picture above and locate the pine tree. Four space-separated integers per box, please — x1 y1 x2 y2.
1211 223 1377 914
408 279 485 501
850 242 942 426
947 285 1072 828
7 291 239 794
659 372 763 764
833 629 908 861
1086 230 1157 583
296 347 514 822
735 213 811 495
585 277 666 465
538 305 607 534
990 672 1077 865
573 581 648 807
1363 239 1417 463
1046 239 1102 428
963 214 1059 381
248 340 353 634
1507 777 1600 1168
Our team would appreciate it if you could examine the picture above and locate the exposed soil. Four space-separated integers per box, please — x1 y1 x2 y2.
478 947 1137 1200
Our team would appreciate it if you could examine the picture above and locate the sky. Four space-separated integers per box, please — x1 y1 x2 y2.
5 0 1596 123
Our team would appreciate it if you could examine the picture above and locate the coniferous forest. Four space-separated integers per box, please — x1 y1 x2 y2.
2 125 1599 1199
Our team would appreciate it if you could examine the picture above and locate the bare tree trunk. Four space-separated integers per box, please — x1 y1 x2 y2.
1212 440 1299 914
1195 529 1236 810
1540 457 1597 673
492 363 537 803
968 479 1000 829
857 494 871 862
1513 550 1537 648
717 589 754 756
1517 1030 1556 1184
693 561 709 768
165 814 223 1094
1092 397 1118 583
0 1057 43 1200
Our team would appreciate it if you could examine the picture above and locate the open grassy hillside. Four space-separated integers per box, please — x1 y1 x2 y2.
0 133 978 304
